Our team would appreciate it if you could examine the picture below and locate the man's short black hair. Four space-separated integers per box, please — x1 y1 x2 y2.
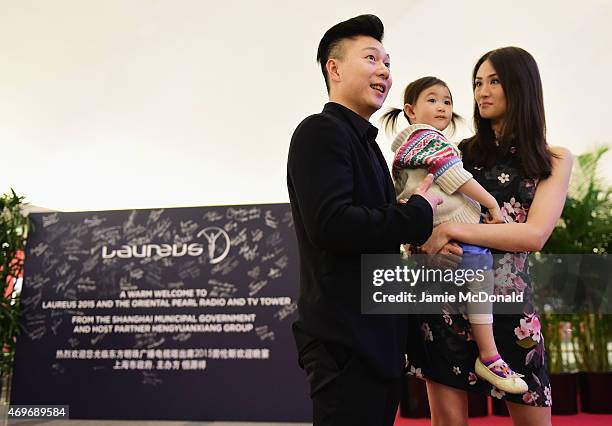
316 14 384 93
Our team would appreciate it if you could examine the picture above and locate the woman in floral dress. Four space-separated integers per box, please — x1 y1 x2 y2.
410 47 573 425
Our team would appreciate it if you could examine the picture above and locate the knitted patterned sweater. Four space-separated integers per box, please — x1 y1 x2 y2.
391 124 481 226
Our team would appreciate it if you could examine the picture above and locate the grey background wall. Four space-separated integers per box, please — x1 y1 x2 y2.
1 0 610 211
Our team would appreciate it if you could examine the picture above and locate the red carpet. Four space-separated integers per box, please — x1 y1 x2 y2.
395 412 612 425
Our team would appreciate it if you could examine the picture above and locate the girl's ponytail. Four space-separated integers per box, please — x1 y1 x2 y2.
380 107 408 135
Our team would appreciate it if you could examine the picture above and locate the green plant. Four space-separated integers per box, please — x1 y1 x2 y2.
545 146 611 255
0 189 29 402
539 146 611 373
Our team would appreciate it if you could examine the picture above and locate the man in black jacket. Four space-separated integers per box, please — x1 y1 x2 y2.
287 14 443 426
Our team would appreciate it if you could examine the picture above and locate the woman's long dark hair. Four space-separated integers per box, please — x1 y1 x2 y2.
463 46 555 179
380 76 461 135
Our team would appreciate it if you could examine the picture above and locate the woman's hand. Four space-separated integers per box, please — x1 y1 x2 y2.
417 231 463 268
436 242 463 268
421 222 454 255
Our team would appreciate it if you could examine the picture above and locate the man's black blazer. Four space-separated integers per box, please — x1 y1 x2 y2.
287 102 433 378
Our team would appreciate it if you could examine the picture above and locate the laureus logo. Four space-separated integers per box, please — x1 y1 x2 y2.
197 226 230 264
101 242 204 259
101 226 230 263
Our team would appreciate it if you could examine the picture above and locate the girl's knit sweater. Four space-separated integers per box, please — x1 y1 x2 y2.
391 124 481 226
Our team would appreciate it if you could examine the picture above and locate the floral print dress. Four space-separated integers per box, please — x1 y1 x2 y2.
406 143 552 407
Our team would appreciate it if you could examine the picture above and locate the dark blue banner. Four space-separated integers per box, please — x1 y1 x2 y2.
11 204 309 422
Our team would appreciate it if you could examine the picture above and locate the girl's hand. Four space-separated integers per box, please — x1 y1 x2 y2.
421 222 453 254
485 205 504 224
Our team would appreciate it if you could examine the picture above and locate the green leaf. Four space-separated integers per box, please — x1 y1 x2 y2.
516 337 537 349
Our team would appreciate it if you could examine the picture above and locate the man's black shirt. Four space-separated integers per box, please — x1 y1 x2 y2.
287 102 434 378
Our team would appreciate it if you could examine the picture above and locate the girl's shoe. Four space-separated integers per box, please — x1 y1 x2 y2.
475 357 528 394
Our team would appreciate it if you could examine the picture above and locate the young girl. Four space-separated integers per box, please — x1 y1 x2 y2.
381 76 528 394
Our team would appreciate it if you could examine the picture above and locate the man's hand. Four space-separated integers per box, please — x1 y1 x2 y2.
414 174 443 214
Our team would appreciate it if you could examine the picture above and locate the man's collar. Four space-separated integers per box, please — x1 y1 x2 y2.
323 102 379 141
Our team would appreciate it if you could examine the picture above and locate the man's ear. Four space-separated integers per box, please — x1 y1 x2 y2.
404 104 416 123
327 58 341 84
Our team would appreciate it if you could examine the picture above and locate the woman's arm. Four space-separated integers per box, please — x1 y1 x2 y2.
421 147 573 253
